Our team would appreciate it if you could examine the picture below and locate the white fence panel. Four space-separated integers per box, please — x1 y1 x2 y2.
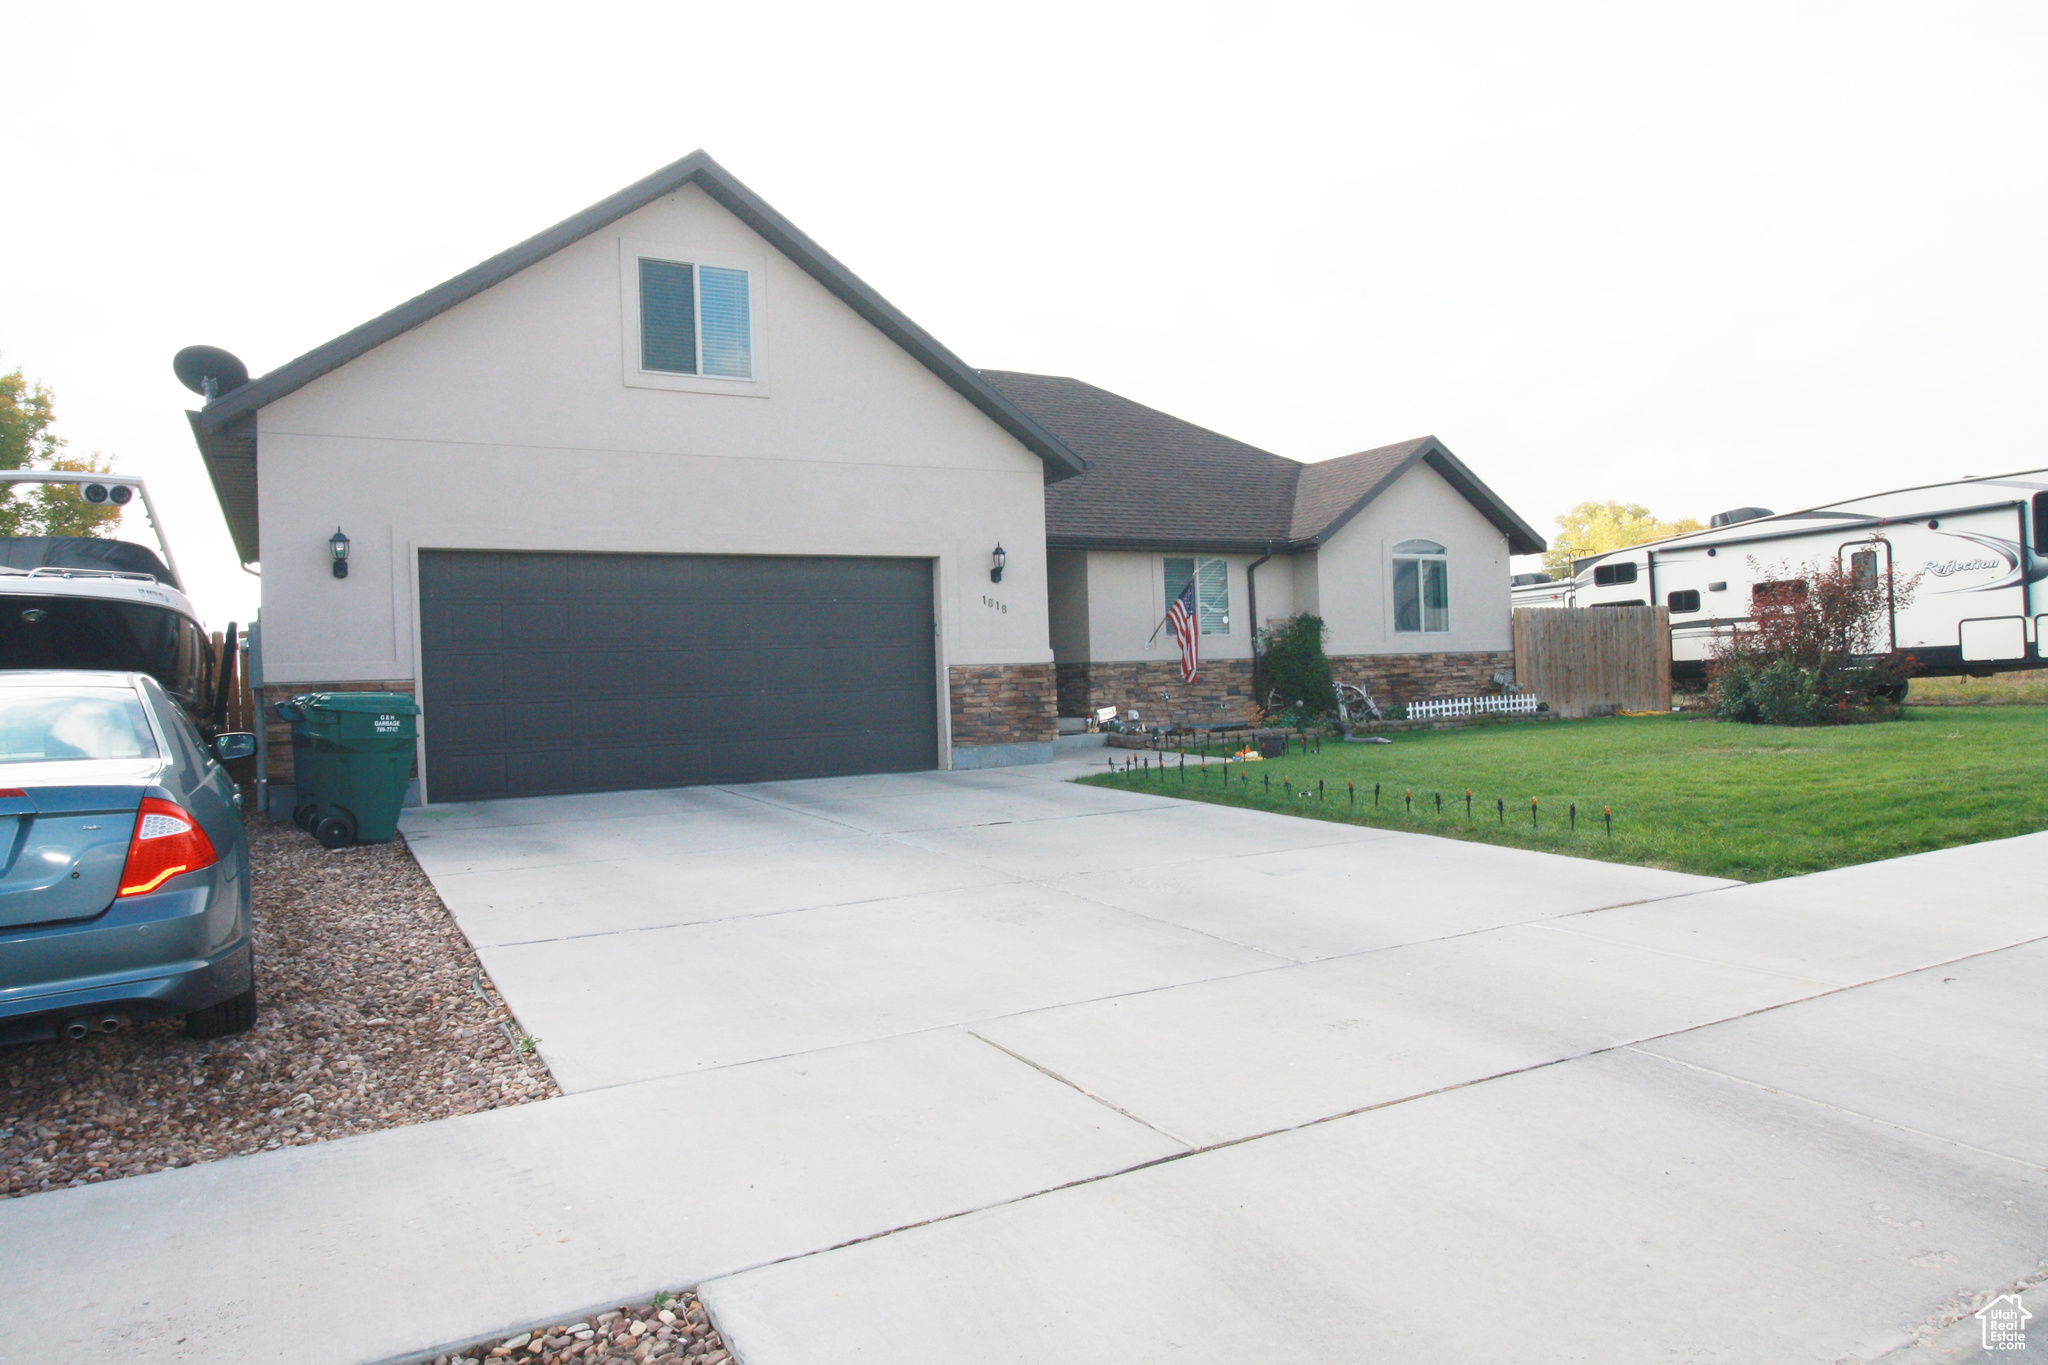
1406 694 1542 721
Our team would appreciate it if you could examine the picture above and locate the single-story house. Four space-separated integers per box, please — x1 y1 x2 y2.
185 150 1541 812
979 372 1545 727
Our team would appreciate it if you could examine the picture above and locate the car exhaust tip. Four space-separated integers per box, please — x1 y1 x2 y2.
62 1017 92 1041
97 1013 123 1034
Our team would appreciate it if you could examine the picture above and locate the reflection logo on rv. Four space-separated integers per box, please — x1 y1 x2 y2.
1918 532 2048 594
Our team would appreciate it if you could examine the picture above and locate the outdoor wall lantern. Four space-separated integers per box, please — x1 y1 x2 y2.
990 543 1006 583
329 527 351 579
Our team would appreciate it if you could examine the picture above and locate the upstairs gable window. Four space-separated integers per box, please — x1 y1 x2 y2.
1164 556 1231 635
639 258 753 379
1392 539 1449 633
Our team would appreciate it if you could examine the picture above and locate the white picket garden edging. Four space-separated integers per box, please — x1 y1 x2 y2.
1405 694 1542 721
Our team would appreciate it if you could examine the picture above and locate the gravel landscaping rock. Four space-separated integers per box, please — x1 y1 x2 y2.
1 816 557 1197
436 1295 730 1365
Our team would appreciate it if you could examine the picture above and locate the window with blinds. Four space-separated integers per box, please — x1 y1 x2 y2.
639 258 753 379
1164 556 1231 635
1391 539 1450 633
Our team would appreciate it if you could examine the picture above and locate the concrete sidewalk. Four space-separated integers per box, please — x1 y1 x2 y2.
2 759 2042 1364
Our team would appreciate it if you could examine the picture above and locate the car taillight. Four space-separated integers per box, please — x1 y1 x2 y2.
118 797 218 897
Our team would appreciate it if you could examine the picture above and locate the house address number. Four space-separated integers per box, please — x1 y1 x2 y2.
980 594 1008 614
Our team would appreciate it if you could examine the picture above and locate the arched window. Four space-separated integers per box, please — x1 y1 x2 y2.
1392 539 1449 633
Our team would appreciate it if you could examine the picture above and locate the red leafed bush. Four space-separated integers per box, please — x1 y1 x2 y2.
1708 552 1920 725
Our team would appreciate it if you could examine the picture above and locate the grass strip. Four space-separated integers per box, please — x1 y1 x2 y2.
1077 708 2048 882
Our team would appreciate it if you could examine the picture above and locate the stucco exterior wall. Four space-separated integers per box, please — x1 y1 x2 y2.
1073 550 1294 664
1046 550 1090 660
1065 463 1508 667
1309 460 1513 656
1287 550 1320 623
250 183 1053 770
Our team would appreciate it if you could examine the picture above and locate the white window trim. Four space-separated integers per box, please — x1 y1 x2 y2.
618 238 771 397
1164 554 1232 637
1390 537 1451 635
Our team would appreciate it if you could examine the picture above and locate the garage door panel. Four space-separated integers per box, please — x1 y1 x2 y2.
500 698 579 741
500 604 571 651
574 604 651 649
423 602 506 650
424 553 509 597
507 746 587 796
437 751 510 801
437 701 508 750
419 551 938 801
679 690 772 733
499 651 578 702
623 555 713 596
617 603 702 644
497 554 570 599
427 651 513 704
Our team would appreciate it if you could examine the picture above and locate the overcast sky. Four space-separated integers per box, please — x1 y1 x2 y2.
6 1 2044 628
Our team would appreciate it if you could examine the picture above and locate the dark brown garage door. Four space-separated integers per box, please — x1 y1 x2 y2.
418 551 937 802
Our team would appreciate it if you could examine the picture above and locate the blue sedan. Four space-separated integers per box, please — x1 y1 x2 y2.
0 670 257 1045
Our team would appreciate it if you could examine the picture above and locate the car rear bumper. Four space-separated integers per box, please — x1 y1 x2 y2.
0 877 253 1044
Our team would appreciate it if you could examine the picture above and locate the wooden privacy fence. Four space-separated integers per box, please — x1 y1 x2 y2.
1512 606 1671 718
208 626 257 734
207 625 260 801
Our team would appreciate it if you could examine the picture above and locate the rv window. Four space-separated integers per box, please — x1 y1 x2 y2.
1592 562 1638 587
1850 549 1879 589
1753 579 1808 606
2034 492 2048 549
1666 590 1701 614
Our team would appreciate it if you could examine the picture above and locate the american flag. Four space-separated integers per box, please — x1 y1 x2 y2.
1167 576 1200 683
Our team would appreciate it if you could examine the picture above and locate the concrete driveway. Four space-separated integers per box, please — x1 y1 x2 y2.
398 756 1737 1097
3 754 2044 1365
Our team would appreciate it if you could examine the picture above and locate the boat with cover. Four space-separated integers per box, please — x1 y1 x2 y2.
0 472 220 726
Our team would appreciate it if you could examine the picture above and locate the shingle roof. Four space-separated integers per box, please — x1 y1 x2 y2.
1287 438 1433 542
981 371 1299 552
981 372 1544 556
189 152 1086 562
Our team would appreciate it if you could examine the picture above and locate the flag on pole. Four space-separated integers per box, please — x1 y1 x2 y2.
1167 576 1200 683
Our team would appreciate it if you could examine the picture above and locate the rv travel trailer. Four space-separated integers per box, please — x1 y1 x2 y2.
1512 468 2048 684
0 471 224 726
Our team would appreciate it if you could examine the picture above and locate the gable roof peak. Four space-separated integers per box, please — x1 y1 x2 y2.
1292 434 1542 553
189 150 1084 464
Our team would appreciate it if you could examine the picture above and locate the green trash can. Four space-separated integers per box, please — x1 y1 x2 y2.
274 692 420 849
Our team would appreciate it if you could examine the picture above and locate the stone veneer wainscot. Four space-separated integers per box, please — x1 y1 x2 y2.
1054 651 1517 722
1327 651 1516 705
1056 659 1257 725
948 664 1057 747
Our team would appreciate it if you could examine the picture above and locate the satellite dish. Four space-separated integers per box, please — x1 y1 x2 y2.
172 345 250 401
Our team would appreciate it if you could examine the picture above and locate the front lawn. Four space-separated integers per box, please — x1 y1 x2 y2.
1076 708 2048 882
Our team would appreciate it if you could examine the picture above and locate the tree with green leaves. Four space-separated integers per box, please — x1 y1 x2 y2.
1542 500 1704 578
0 359 122 539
